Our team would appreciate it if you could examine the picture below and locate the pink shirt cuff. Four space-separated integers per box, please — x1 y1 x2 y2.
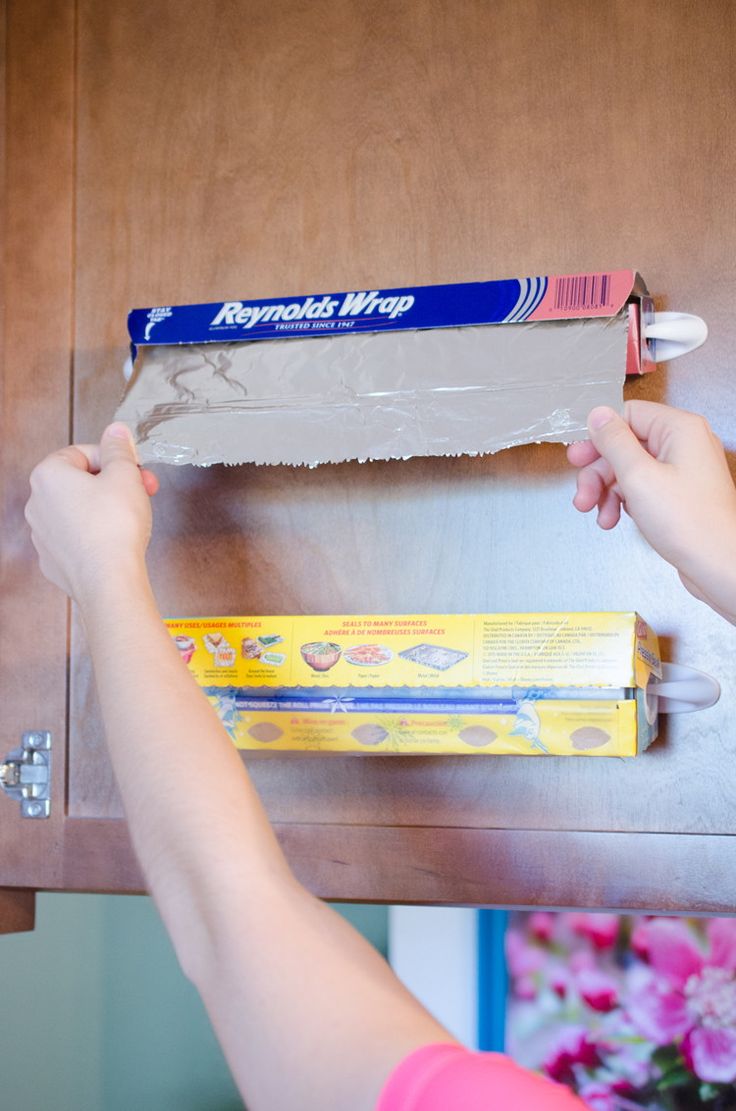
376 1044 586 1110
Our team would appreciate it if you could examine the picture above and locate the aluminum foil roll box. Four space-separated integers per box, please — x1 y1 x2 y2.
165 611 699 757
118 270 706 467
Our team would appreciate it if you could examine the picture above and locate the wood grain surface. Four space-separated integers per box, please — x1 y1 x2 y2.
0 889 35 934
0 0 75 910
4 1 736 908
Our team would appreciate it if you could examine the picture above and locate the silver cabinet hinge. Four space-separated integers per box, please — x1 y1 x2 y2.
0 731 51 818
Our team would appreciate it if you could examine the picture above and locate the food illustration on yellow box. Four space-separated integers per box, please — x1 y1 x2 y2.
300 642 342 672
164 613 664 757
343 645 392 667
174 635 196 664
215 645 237 667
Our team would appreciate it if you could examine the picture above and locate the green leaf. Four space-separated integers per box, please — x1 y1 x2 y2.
656 1066 692 1091
652 1045 681 1071
699 1082 722 1101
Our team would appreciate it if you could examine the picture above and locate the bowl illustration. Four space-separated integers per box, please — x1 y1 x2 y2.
300 641 342 672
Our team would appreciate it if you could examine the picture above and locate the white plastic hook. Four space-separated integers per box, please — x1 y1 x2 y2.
649 662 720 714
645 312 708 363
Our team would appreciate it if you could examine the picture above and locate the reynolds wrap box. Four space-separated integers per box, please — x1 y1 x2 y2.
166 612 662 756
119 270 656 467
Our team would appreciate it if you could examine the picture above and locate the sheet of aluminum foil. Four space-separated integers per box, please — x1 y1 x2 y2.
115 311 628 467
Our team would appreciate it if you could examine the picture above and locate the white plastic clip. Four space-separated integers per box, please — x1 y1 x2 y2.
649 662 720 714
646 312 708 363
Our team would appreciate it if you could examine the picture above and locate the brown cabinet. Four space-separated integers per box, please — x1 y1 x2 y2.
3 0 736 928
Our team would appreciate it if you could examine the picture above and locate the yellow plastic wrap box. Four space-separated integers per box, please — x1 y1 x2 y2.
165 612 661 756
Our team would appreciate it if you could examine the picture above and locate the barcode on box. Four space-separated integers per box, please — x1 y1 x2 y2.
553 274 612 311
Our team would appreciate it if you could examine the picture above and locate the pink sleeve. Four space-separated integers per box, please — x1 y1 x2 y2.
376 1044 587 1111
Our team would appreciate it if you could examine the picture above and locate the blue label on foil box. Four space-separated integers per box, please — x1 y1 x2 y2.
128 276 549 349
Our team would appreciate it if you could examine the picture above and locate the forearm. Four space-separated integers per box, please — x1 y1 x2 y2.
79 568 292 964
80 571 450 1109
675 528 736 626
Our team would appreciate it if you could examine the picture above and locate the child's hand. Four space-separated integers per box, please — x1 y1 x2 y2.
567 401 736 623
25 423 159 605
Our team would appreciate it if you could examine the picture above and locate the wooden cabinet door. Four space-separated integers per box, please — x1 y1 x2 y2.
3 0 736 920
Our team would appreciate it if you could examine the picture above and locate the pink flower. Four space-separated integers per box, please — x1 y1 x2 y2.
578 1081 616 1111
708 916 736 968
579 1077 642 1111
529 911 556 943
570 948 597 975
610 1076 636 1096
626 964 690 1043
576 968 620 1013
514 974 538 1001
543 1027 602 1084
506 927 544 976
567 913 620 950
550 964 570 999
627 917 736 1083
505 927 544 999
630 917 655 960
636 918 704 986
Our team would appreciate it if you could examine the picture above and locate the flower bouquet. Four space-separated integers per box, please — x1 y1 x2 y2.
505 912 736 1110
